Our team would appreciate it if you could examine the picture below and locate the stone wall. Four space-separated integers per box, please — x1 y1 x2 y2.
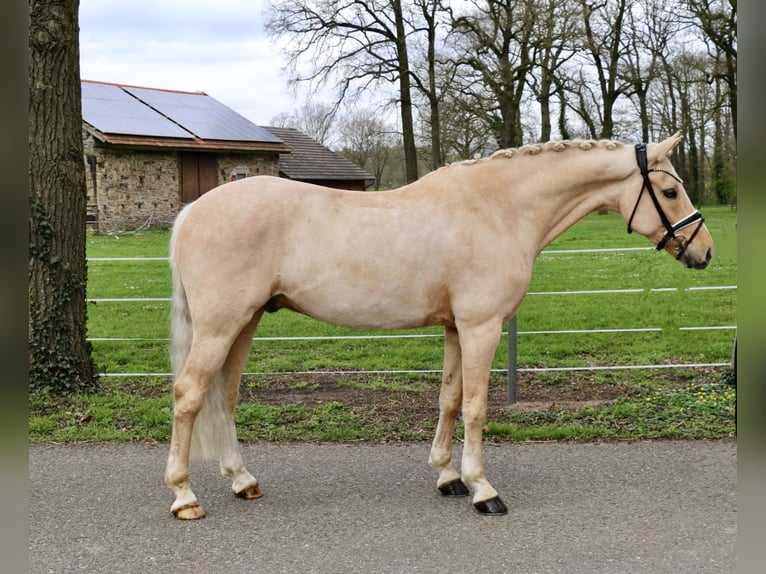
83 130 280 232
218 154 279 183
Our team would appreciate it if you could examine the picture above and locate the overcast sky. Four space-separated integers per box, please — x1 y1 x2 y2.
78 0 303 126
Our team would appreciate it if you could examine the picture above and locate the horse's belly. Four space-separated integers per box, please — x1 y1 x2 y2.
274 280 454 330
311 304 448 330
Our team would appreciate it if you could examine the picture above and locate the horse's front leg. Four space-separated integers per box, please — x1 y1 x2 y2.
429 326 469 497
458 321 507 516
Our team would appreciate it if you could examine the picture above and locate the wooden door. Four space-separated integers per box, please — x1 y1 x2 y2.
180 152 218 203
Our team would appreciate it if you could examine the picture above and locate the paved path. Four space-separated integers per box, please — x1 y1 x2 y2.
30 441 736 573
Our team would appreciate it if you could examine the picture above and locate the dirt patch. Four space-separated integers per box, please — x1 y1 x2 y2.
240 371 629 429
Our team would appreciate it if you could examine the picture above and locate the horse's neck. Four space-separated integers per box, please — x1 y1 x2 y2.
481 150 631 252
536 183 614 249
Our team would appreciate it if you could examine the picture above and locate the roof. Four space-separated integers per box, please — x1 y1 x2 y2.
263 126 374 183
81 80 290 153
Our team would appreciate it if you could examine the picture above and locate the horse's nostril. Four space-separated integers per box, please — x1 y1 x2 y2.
706 248 712 262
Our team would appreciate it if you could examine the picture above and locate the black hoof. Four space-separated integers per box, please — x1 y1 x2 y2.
474 496 508 516
438 479 470 497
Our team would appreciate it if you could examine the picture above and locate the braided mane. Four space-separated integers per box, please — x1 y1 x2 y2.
490 138 623 159
447 139 625 168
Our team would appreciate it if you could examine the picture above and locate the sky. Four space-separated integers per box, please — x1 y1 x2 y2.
78 0 305 126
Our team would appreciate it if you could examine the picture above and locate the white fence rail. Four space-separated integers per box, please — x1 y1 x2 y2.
87 247 737 392
85 284 738 303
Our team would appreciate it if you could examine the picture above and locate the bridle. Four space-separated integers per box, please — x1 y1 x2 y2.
627 142 704 259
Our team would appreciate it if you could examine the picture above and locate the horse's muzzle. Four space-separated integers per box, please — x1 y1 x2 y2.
680 246 712 270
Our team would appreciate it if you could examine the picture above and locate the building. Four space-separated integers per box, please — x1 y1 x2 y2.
263 126 375 191
81 80 372 232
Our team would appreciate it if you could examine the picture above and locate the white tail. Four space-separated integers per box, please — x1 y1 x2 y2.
169 205 232 461
169 206 193 382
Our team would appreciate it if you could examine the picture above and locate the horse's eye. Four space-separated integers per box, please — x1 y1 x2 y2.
662 189 677 199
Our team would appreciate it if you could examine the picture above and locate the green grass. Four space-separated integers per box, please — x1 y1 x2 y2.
485 381 736 441
30 206 737 443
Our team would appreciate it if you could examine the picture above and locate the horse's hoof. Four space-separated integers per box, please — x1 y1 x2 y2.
236 483 264 500
172 502 206 520
438 479 470 497
474 496 508 516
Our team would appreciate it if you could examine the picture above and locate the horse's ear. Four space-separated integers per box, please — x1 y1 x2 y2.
648 132 683 163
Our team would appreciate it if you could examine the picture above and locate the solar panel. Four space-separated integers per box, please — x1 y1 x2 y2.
124 86 282 143
81 82 193 138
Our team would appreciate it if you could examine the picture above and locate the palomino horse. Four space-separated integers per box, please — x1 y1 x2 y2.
165 133 713 519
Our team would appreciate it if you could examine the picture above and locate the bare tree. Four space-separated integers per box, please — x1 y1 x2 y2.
438 92 497 161
337 108 397 189
653 49 710 203
269 101 336 146
408 0 454 169
266 0 420 182
524 0 580 141
683 0 736 205
619 0 668 141
29 0 98 394
577 0 633 139
448 0 536 148
266 0 735 202
686 0 736 138
564 66 601 139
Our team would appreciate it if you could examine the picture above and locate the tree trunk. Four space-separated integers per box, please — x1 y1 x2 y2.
423 0 443 170
29 0 98 394
426 64 442 170
392 0 419 183
637 85 649 143
538 67 552 142
679 86 701 205
554 77 571 140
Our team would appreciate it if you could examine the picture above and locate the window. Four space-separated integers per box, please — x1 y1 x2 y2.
230 167 250 181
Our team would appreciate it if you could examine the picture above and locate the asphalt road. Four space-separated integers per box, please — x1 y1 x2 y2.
29 441 736 574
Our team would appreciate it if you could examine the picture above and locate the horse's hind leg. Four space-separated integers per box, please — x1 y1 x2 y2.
218 311 264 500
165 335 233 520
429 326 469 497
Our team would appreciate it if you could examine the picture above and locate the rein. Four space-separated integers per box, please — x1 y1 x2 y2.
627 143 704 259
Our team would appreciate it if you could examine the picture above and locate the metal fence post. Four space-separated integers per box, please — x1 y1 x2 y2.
507 316 517 404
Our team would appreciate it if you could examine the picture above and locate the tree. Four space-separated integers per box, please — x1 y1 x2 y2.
266 0 420 182
337 108 397 189
29 0 98 394
270 101 337 146
266 0 735 203
577 0 633 139
448 0 536 148
653 49 710 203
685 0 736 204
523 0 579 141
686 0 736 138
408 0 452 169
437 90 498 161
620 0 666 142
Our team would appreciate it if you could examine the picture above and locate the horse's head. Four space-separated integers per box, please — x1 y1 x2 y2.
622 132 713 269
